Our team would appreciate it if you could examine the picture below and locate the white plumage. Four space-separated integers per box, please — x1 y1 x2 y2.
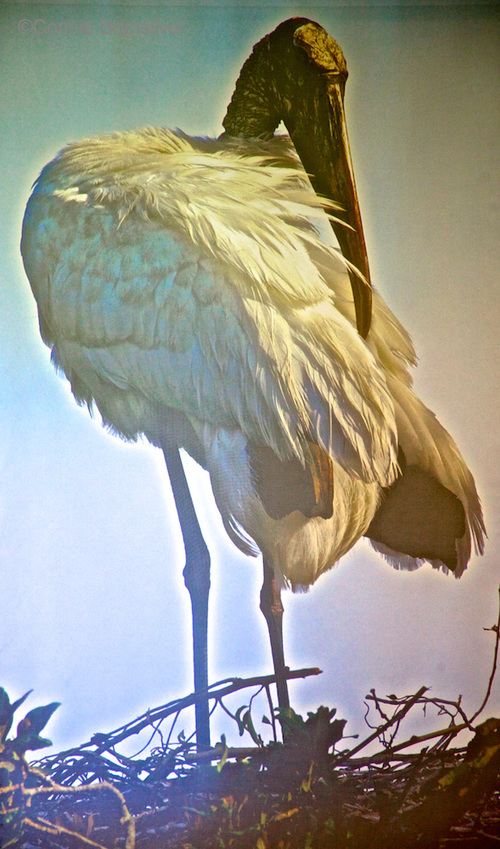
21 18 485 744
21 126 484 587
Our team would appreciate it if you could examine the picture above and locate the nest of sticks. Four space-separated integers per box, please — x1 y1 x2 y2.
3 594 500 849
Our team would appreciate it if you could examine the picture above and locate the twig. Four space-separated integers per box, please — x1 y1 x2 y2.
264 682 278 742
372 722 468 761
474 830 500 844
23 816 110 849
44 667 321 761
470 585 500 725
367 690 473 731
334 685 428 765
22 778 136 849
184 744 267 763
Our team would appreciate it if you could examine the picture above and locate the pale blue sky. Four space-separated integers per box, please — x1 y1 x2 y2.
1 1 499 752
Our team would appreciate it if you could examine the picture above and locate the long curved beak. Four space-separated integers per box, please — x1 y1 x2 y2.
223 18 372 338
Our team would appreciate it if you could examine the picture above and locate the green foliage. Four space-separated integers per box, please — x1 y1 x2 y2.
0 687 59 847
14 701 60 754
234 705 263 746
0 689 31 745
280 705 346 758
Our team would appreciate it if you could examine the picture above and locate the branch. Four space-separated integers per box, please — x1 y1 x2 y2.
22 779 135 849
48 667 321 759
23 817 111 849
471 585 500 725
334 685 428 765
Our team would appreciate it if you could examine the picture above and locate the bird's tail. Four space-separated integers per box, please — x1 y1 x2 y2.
367 375 486 577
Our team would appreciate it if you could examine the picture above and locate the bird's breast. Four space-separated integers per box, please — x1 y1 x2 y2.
202 424 380 588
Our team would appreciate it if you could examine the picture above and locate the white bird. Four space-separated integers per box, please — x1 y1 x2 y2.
21 19 485 748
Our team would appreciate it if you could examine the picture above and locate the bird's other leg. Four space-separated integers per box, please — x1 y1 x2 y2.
163 444 211 751
260 558 290 728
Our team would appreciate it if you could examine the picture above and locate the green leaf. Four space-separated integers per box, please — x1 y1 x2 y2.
234 706 248 736
17 702 60 738
0 687 13 742
241 710 262 746
10 691 32 716
11 734 54 754
0 688 32 743
0 687 10 719
216 734 229 773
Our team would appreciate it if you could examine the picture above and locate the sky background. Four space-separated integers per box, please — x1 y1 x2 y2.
1 0 499 755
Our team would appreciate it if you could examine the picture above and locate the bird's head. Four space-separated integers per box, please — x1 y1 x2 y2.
223 17 372 338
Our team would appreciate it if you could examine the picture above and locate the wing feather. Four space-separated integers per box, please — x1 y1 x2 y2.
21 127 398 485
21 126 484 578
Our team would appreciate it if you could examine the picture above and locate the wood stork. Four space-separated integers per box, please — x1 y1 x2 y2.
20 19 485 749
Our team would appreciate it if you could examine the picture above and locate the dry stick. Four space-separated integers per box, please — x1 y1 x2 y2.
364 722 469 765
23 817 111 849
470 584 500 725
22 779 135 849
49 667 321 759
117 667 320 746
351 585 500 766
165 708 184 748
345 703 475 768
366 688 392 724
345 746 461 769
365 689 408 748
426 697 469 730
366 691 471 728
366 691 474 752
184 745 267 764
474 830 500 845
333 685 429 765
35 669 320 784
263 682 278 742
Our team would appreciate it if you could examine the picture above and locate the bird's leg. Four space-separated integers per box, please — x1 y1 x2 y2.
260 559 290 728
163 444 211 751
